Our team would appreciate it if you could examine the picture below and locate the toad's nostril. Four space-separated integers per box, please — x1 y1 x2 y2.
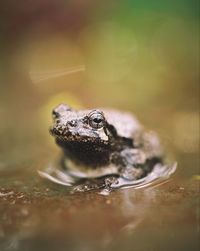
68 120 77 127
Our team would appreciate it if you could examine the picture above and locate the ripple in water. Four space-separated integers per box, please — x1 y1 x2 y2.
38 162 177 194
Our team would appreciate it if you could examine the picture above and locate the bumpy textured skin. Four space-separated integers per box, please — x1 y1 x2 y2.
50 104 164 180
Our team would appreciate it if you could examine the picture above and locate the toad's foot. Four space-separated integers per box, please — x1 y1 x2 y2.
71 176 119 193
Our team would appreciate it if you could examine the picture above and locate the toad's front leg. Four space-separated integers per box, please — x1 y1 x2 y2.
119 149 147 180
111 148 160 180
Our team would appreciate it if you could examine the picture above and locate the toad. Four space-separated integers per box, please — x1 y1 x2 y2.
50 104 166 182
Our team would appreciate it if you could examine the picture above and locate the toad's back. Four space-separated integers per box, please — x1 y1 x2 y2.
102 109 142 139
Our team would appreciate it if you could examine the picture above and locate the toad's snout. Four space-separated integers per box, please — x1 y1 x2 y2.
50 124 71 137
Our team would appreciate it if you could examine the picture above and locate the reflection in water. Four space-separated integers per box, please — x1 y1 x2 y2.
118 189 156 235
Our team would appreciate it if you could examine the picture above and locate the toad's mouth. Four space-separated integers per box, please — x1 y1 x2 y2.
54 135 109 147
50 127 109 145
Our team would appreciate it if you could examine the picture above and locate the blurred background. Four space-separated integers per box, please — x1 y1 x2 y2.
0 1 199 251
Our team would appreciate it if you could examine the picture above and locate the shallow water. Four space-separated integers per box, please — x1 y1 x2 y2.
0 170 199 251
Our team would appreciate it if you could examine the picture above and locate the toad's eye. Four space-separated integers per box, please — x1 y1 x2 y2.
88 111 105 129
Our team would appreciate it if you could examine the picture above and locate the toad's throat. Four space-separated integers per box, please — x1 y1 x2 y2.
56 139 111 167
